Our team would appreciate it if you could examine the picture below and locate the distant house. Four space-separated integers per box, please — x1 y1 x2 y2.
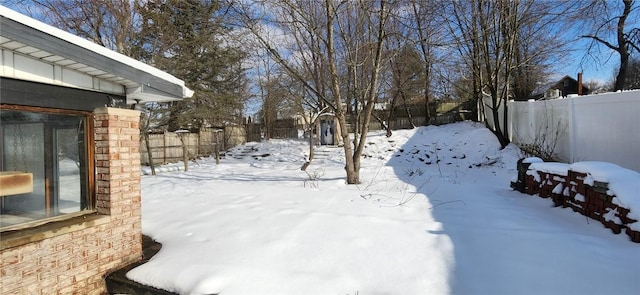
0 6 192 294
530 74 591 100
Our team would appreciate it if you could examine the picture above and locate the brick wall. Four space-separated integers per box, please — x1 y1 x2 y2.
0 107 143 294
515 163 639 243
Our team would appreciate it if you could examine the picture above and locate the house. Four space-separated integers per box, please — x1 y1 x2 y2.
530 74 591 100
0 6 192 294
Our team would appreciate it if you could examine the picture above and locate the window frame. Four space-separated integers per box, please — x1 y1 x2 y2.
0 104 95 232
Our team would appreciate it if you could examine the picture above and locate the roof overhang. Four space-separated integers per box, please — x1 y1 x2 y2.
0 6 194 104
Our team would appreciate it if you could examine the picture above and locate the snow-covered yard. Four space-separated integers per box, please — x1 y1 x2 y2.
128 121 639 295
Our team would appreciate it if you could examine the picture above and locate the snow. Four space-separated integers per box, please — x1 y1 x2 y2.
570 161 640 226
522 157 543 164
552 183 563 194
570 161 627 183
604 208 622 224
529 162 570 176
128 121 640 295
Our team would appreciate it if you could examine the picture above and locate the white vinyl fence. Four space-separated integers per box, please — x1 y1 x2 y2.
507 90 640 172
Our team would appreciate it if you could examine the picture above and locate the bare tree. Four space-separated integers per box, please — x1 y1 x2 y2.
511 2 572 101
254 51 279 140
383 44 424 132
579 0 640 91
446 0 575 147
407 0 445 126
233 0 391 184
18 0 138 55
374 0 445 135
445 0 484 123
135 102 173 176
583 79 609 94
446 0 516 146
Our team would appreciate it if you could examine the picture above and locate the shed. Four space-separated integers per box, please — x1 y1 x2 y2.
315 113 342 146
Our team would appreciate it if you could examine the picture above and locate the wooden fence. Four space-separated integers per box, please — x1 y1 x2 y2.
140 126 246 165
139 108 472 166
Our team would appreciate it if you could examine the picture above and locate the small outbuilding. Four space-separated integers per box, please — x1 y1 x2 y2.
315 113 342 146
0 6 192 294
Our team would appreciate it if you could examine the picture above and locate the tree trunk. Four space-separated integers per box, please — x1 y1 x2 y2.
502 97 509 146
423 66 431 126
326 0 360 184
400 89 416 128
144 132 156 176
182 139 189 172
614 0 632 91
301 119 316 171
490 101 509 148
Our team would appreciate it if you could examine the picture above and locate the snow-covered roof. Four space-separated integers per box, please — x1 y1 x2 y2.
0 5 194 103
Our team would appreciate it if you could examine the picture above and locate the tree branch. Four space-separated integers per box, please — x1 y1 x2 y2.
580 34 620 51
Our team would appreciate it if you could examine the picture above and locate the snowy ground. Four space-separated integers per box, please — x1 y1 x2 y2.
129 121 639 295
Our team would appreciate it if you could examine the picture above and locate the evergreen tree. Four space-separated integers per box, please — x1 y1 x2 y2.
136 0 248 130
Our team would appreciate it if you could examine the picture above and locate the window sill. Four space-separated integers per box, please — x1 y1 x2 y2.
0 212 110 251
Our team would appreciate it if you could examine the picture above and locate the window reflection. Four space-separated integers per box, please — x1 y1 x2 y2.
0 109 89 229
56 128 82 213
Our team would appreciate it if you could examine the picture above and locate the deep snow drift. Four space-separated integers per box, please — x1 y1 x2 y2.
129 121 639 295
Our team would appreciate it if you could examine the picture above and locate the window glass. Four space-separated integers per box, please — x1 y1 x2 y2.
1 109 90 229
57 128 84 213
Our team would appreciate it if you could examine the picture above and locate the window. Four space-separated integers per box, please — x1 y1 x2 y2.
0 107 92 230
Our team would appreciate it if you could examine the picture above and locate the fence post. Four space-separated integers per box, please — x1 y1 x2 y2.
568 97 576 163
504 100 517 142
175 130 189 171
197 130 201 157
528 100 535 144
215 129 222 164
163 131 168 164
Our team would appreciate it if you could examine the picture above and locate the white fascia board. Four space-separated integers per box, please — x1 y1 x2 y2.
127 85 190 104
0 5 194 101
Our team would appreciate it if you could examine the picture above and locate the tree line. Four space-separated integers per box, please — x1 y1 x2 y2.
6 0 640 183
